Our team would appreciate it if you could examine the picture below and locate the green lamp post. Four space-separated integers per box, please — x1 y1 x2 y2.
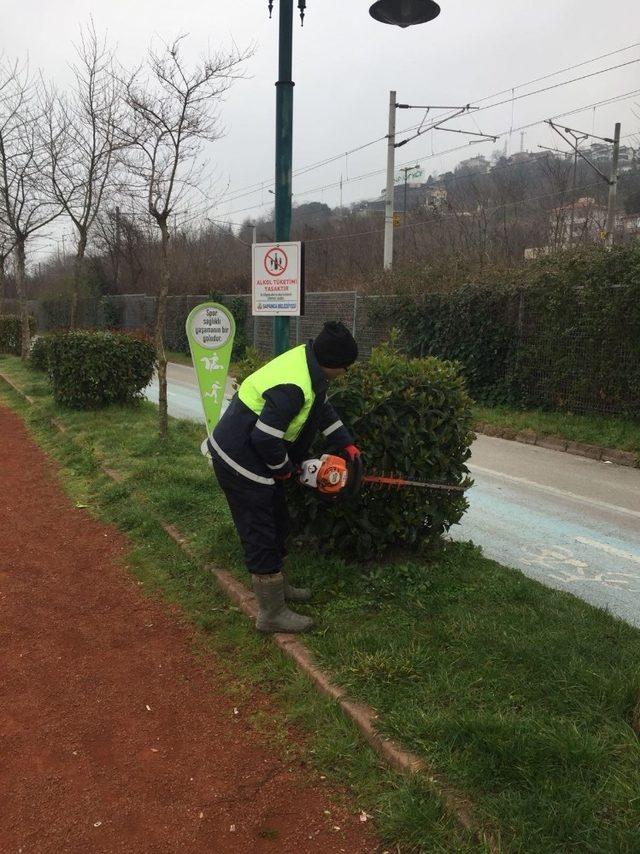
268 0 440 354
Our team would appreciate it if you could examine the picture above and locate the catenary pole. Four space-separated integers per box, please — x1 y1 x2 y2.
383 89 397 270
606 122 621 247
274 0 294 354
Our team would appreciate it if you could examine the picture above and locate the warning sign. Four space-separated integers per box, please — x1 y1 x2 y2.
252 241 305 317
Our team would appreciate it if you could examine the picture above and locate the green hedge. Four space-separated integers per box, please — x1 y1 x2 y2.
397 284 521 405
287 342 474 561
29 335 54 371
0 314 37 355
47 331 156 409
396 246 640 416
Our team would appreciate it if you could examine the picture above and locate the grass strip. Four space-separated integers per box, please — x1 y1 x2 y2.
474 404 640 456
3 354 640 852
165 350 193 367
0 355 477 853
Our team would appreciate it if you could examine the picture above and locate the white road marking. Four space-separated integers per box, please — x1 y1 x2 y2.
575 536 640 566
470 464 640 521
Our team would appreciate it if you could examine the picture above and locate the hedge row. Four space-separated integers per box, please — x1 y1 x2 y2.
47 331 156 409
287 343 473 560
396 246 640 416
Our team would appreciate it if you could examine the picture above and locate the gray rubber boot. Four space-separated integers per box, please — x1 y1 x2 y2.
282 571 312 603
252 572 314 634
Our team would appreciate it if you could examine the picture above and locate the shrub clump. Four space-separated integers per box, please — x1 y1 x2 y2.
0 314 37 355
29 335 53 371
231 346 268 388
287 342 474 561
47 330 156 409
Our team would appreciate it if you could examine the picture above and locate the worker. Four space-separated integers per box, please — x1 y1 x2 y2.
207 321 360 634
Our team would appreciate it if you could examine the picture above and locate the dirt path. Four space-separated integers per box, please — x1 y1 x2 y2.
0 405 379 854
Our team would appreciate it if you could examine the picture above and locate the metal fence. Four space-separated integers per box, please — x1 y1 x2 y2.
8 287 638 417
16 291 396 360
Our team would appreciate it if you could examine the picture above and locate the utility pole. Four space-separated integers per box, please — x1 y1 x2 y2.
547 120 622 248
382 93 496 271
606 122 621 247
383 90 397 270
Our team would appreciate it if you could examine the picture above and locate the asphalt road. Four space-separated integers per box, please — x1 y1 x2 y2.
147 364 640 627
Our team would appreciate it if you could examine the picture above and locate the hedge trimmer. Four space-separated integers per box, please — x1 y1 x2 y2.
298 453 469 498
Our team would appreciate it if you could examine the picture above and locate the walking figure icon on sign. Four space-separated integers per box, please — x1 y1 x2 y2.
204 381 222 402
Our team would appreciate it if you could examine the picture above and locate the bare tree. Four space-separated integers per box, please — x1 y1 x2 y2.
0 226 15 313
119 36 249 436
0 59 61 358
42 22 123 328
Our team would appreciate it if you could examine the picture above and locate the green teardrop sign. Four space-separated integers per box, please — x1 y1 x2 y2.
185 302 235 434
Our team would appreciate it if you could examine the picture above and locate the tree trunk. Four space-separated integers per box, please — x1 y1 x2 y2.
70 231 88 330
14 238 30 360
155 220 170 438
0 256 5 315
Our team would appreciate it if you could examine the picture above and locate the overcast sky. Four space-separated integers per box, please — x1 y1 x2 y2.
4 0 640 250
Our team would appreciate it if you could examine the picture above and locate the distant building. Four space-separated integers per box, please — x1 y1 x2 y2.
585 143 636 172
506 151 537 164
425 185 447 209
358 180 448 215
456 155 490 174
550 196 608 244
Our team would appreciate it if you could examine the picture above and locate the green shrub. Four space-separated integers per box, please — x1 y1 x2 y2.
231 346 268 387
29 335 54 371
396 245 640 416
0 314 37 355
47 330 156 409
287 342 474 561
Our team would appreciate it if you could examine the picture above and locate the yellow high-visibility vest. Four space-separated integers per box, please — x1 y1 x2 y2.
238 345 315 442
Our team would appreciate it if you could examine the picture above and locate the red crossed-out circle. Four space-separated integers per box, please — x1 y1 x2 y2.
264 246 288 277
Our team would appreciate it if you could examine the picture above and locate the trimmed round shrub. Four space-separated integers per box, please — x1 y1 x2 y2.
29 335 53 371
287 342 474 561
0 314 37 355
47 330 156 409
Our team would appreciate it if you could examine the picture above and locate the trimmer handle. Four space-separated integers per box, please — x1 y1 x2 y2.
338 448 363 501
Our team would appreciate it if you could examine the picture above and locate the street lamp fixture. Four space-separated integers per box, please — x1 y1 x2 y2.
369 0 441 27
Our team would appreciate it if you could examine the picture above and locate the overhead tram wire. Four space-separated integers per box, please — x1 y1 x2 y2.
212 88 640 222
209 42 640 211
213 73 640 220
179 53 640 228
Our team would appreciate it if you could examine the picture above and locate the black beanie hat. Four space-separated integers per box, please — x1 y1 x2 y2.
312 321 358 369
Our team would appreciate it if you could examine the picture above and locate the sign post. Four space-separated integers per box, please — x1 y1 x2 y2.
252 240 305 318
185 302 235 435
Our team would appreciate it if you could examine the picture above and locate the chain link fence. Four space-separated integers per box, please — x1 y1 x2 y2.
10 285 638 417
18 291 396 360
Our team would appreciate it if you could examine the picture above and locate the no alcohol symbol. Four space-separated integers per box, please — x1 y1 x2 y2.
264 246 288 277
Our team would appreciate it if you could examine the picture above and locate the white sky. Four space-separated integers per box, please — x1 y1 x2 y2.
4 0 640 253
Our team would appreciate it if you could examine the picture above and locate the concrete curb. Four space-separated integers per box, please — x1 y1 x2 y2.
0 369 499 851
474 422 639 468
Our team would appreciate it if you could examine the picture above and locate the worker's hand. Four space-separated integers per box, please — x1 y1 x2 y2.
343 444 361 461
273 470 293 481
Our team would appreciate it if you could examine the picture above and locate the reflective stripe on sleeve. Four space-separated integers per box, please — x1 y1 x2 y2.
255 420 286 439
209 436 275 485
322 420 343 437
267 455 290 471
